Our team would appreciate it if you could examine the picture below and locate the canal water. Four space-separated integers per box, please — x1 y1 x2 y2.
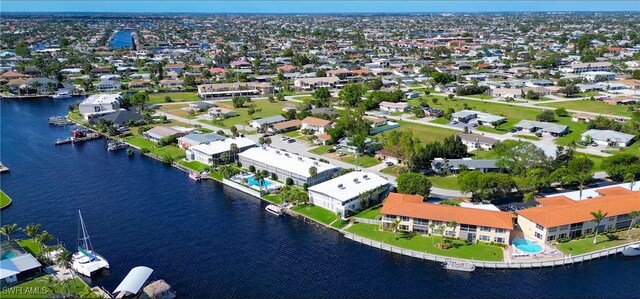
110 31 133 49
1 98 639 298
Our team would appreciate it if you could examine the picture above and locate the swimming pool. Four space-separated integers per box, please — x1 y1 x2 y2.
246 175 273 188
513 237 544 254
1 251 17 260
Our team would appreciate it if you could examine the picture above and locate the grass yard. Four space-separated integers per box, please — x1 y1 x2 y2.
17 239 41 255
263 194 283 204
427 175 460 190
555 116 589 146
200 99 290 129
340 154 381 168
0 275 90 298
177 160 210 172
346 223 504 261
1 190 12 209
555 229 640 255
292 204 338 225
466 94 494 100
539 100 634 117
125 136 185 160
149 92 200 104
380 120 461 144
283 130 302 138
513 134 540 141
308 145 333 155
331 219 350 229
353 205 383 220
380 165 406 177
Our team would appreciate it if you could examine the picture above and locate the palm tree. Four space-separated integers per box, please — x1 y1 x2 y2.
446 221 458 239
626 211 640 239
428 223 436 246
23 224 42 240
308 166 318 186
590 210 609 245
56 248 78 288
230 126 238 137
0 223 19 240
389 219 401 240
208 157 217 170
229 143 239 162
253 171 266 191
624 172 636 191
36 231 54 254
220 164 236 179
436 225 446 247
77 287 99 299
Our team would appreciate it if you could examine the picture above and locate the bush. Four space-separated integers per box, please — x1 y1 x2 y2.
557 238 571 243
303 183 308 191
271 173 278 180
248 165 256 173
164 96 173 103
286 178 294 185
140 148 150 154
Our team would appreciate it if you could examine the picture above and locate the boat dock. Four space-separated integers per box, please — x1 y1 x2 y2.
49 116 74 126
55 133 102 145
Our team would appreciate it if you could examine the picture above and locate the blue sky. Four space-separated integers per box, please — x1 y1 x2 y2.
2 1 639 13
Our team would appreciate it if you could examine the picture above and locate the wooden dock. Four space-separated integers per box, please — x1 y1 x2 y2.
55 133 102 145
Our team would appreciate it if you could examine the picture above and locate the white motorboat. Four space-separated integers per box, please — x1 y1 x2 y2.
72 210 110 277
621 244 640 257
443 260 475 272
265 204 283 216
51 90 71 99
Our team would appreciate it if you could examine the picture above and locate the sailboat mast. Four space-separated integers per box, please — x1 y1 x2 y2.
78 210 91 251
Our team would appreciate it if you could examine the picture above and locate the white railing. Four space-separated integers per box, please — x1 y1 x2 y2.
353 217 381 225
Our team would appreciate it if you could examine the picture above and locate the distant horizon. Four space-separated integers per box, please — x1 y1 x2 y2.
2 1 639 14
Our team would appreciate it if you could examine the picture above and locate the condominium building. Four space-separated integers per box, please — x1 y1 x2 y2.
308 172 390 217
238 147 340 186
516 186 640 243
380 193 515 244
560 62 611 74
197 82 273 99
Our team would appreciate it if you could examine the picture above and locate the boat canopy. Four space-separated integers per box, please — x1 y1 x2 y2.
113 266 154 295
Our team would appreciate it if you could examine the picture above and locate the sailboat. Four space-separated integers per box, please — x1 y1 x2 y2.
71 210 110 277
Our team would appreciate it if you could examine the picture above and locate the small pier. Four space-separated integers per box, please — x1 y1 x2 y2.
55 132 102 145
48 116 74 126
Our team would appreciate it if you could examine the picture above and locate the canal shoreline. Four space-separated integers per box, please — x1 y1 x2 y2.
64 115 640 269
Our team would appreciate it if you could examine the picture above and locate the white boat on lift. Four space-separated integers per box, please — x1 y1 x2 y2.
72 210 110 277
443 260 475 272
51 90 71 99
622 244 640 257
265 204 283 216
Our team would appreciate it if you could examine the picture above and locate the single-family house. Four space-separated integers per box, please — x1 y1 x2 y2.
301 116 332 134
379 101 410 113
308 172 390 217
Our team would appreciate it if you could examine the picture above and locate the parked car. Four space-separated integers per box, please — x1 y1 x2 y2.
281 136 289 140
385 161 394 166
287 139 296 143
591 142 598 147
535 132 543 137
509 128 518 133
336 152 346 157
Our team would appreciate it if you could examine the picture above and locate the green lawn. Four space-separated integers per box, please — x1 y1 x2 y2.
554 116 589 146
380 120 461 144
513 134 540 141
354 205 383 220
149 92 200 104
346 223 504 261
308 145 332 155
539 100 634 117
263 194 283 204
555 229 639 255
292 95 312 101
410 96 542 121
0 275 90 298
17 239 41 255
475 125 507 134
430 118 450 125
427 175 460 190
283 130 302 138
466 94 493 100
340 154 381 168
199 99 290 129
292 204 338 225
1 190 12 209
125 136 185 160
380 165 406 177
177 160 210 172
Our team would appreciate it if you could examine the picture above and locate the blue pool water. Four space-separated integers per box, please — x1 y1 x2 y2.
246 175 273 188
513 237 544 253
2 97 640 297
1 251 17 260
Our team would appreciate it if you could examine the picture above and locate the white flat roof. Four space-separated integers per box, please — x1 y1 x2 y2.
239 147 339 178
81 93 121 105
544 181 639 201
459 202 501 211
190 137 256 156
308 171 389 203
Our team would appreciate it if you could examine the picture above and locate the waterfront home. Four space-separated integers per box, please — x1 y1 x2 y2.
0 71 30 83
79 93 122 120
0 240 43 287
581 129 635 147
92 110 142 127
95 79 122 91
431 158 500 174
308 171 390 217
301 116 332 134
177 133 226 149
514 120 569 137
457 133 499 150
128 80 153 89
516 186 640 242
238 147 340 186
197 82 274 99
186 137 256 164
380 193 514 244
379 101 410 113
250 115 287 129
143 126 186 142
272 119 302 133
